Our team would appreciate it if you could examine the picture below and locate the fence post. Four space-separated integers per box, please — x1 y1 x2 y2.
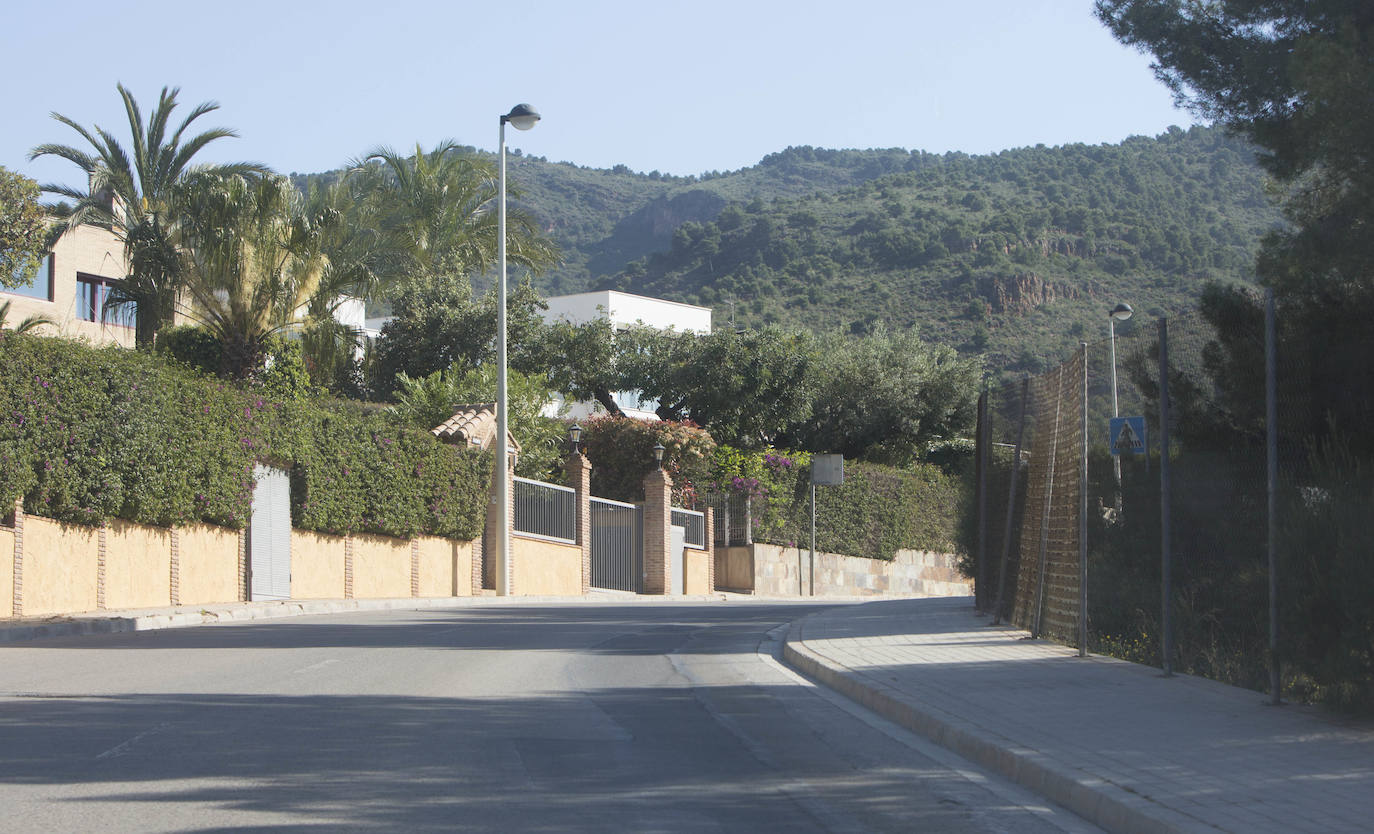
567 451 592 595
975 388 990 613
1159 317 1174 677
993 376 1030 626
1033 365 1066 639
641 467 672 595
1080 343 1089 656
1265 288 1281 705
703 506 716 593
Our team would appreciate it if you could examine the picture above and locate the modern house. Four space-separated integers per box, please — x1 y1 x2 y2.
3 224 136 347
540 290 712 420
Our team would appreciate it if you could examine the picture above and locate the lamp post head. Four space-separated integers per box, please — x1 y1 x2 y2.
569 422 582 453
652 442 665 468
502 103 541 131
1110 303 1134 322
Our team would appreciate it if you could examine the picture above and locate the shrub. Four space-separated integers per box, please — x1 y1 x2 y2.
580 416 716 504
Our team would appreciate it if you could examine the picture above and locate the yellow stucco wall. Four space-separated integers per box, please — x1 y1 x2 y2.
514 536 582 596
415 536 471 597
177 523 241 606
103 521 171 610
684 548 712 595
22 516 99 616
290 530 347 599
352 533 412 598
716 546 754 591
0 527 13 618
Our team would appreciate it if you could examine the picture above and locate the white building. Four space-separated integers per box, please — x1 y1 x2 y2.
541 290 712 421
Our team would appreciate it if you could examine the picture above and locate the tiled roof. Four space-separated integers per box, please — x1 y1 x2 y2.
431 403 521 452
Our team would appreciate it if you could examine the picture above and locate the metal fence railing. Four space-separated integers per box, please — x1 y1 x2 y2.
698 492 751 547
513 476 575 543
671 508 706 549
590 497 642 592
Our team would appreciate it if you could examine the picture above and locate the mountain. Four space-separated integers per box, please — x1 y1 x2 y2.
294 126 1279 372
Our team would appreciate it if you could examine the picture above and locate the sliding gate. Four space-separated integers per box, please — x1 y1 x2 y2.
589 497 642 592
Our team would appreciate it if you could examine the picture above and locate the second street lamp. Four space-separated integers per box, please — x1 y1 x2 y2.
1109 302 1133 495
496 103 540 597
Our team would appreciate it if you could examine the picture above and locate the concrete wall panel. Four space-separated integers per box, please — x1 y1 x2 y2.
176 523 241 606
513 536 581 596
290 530 347 599
684 548 711 595
351 533 411 599
103 521 171 610
23 517 99 616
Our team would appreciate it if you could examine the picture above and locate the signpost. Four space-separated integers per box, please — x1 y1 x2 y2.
1110 416 1147 456
808 454 844 596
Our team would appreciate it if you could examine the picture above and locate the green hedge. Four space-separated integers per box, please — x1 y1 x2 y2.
0 333 488 539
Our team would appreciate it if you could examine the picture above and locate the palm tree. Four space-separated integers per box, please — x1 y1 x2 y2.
173 172 336 379
347 141 558 288
29 83 268 348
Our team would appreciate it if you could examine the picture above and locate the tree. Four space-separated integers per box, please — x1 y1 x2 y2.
794 326 982 463
347 141 559 286
29 83 268 347
391 364 566 479
0 167 47 288
172 173 337 379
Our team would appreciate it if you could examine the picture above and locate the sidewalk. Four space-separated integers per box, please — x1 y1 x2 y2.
782 596 1374 834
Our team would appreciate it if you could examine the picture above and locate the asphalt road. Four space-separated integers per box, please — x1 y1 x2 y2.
0 601 1098 833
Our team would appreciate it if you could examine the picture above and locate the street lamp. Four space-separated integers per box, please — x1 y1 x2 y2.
568 422 582 455
652 442 665 468
1109 302 1133 491
496 103 540 597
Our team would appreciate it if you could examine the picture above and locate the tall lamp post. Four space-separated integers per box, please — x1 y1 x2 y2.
496 103 540 596
1109 302 1133 490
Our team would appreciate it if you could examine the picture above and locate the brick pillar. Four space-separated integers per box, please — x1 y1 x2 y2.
470 533 483 595
567 452 592 595
237 528 249 602
97 524 108 610
642 467 672 595
169 528 181 606
703 507 716 593
344 534 354 599
410 539 420 598
12 499 23 617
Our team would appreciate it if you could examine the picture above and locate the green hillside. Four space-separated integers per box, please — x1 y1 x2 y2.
600 126 1279 372
293 126 1278 372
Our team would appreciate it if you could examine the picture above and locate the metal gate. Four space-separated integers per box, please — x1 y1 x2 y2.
248 464 292 601
589 497 642 592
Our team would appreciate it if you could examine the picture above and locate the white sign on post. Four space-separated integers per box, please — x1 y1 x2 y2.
811 454 844 485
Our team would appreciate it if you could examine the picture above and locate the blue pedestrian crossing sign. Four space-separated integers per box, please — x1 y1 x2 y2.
1110 416 1147 456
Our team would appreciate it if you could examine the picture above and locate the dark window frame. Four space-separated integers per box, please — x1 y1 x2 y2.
3 253 54 302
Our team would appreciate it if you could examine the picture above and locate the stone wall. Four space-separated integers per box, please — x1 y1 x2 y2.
726 543 971 598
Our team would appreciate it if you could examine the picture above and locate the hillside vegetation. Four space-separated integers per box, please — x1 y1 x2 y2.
294 125 1278 372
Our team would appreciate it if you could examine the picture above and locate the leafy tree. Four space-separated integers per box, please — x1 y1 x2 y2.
794 326 982 463
0 167 47 288
541 317 627 416
391 363 566 479
29 84 268 347
172 173 337 379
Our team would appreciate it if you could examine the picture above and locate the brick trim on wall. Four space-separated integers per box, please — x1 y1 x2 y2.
169 528 181 606
344 534 354 599
410 539 420 598
470 534 483 596
96 524 108 610
12 499 22 617
237 529 249 602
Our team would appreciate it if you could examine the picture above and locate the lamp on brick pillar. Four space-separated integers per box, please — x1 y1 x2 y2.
569 422 582 455
566 435 592 595
641 446 672 595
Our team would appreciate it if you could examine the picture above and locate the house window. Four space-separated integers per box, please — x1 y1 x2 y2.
5 254 53 301
76 273 136 329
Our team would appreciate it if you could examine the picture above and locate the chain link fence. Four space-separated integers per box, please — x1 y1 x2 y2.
973 292 1374 708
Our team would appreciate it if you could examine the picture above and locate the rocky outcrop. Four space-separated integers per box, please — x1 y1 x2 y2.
979 272 1083 315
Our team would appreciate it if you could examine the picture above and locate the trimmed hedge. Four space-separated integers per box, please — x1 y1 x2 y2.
0 333 488 539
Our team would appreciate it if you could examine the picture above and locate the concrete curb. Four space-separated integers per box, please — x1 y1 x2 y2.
0 592 787 645
781 613 1196 834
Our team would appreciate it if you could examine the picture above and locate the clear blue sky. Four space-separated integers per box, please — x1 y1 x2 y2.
2 0 1192 192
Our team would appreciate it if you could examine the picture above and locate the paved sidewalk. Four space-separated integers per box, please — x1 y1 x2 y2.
782 596 1374 834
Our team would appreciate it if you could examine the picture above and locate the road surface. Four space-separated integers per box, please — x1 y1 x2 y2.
0 601 1097 832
